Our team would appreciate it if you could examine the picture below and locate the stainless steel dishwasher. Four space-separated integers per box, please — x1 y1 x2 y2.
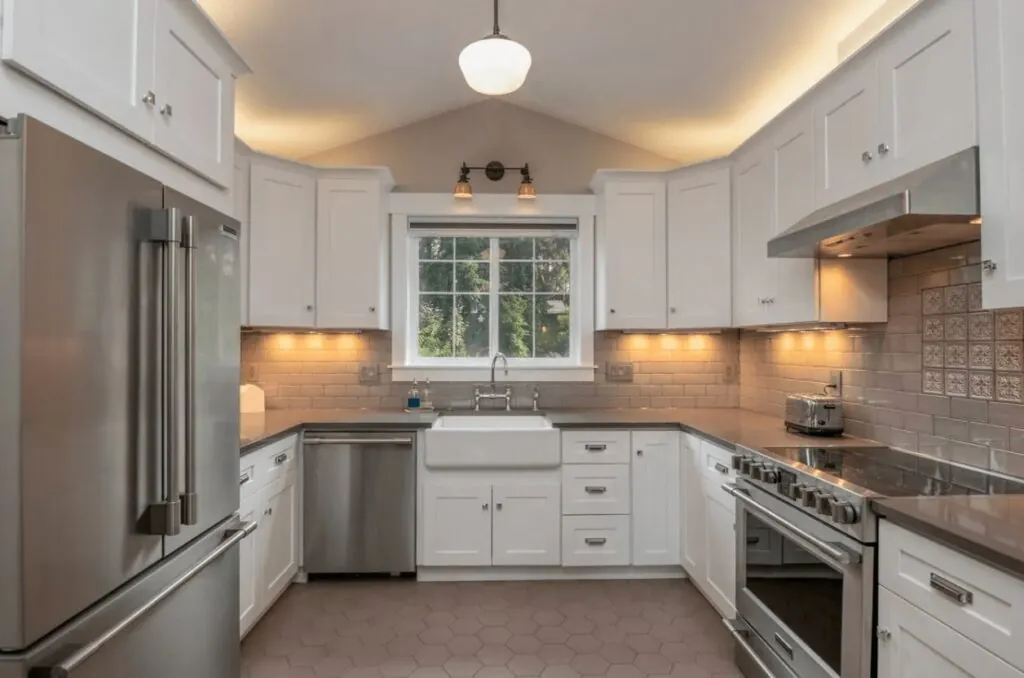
303 431 416 574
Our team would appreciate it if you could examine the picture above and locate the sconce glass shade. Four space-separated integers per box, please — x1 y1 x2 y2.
454 180 473 199
517 181 536 200
459 35 532 96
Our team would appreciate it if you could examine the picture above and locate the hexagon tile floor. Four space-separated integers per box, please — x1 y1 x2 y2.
241 579 741 678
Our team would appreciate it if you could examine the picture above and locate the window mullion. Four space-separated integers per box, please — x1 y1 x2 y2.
489 238 499 357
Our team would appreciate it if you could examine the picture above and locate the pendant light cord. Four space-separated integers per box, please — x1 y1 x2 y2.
493 0 501 35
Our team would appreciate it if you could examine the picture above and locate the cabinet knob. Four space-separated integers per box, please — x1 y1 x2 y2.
877 143 890 156
482 503 489 510
876 628 891 642
142 91 156 106
264 507 272 516
670 307 677 314
369 306 376 312
496 503 503 510
637 449 643 456
306 304 314 311
609 309 616 314
982 260 997 274
861 151 873 163
160 104 173 118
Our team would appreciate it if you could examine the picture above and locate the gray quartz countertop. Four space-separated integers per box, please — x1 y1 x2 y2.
240 407 872 455
874 495 1024 580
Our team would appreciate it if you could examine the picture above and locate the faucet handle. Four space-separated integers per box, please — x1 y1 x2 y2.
532 386 541 411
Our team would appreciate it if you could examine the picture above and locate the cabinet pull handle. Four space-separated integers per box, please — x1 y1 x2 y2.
929 573 973 605
584 537 607 546
714 462 729 475
747 536 761 545
773 634 794 660
274 453 288 465
239 475 251 487
584 444 607 452
584 486 607 494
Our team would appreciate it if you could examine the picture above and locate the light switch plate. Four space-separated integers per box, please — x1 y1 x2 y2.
829 370 843 396
359 364 380 385
606 362 634 382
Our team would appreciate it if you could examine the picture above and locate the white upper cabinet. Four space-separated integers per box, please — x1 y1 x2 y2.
814 0 975 208
234 151 251 326
0 0 248 187
732 144 777 327
667 163 732 329
592 174 667 330
976 0 1024 309
631 431 680 566
0 0 156 139
248 158 316 328
875 0 976 182
152 0 236 187
770 107 820 325
315 171 394 330
813 58 879 208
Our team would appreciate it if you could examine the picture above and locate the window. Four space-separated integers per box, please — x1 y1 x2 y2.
414 235 573 362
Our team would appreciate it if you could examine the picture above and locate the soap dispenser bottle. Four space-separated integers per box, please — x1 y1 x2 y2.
407 380 421 410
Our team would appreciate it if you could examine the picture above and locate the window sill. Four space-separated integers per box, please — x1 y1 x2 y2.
390 365 597 383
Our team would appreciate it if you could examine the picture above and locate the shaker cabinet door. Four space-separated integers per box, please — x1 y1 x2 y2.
732 146 775 326
238 497 261 638
0 0 157 139
421 484 493 567
631 431 681 566
258 474 298 606
492 484 561 566
703 486 736 618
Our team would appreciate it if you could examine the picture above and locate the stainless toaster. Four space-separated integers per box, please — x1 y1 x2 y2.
785 393 844 436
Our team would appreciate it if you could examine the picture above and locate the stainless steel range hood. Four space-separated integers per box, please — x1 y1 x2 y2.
767 147 980 259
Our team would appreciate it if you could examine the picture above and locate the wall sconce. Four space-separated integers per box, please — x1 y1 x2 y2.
453 161 536 200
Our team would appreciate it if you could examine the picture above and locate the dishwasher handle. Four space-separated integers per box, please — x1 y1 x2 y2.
303 437 414 446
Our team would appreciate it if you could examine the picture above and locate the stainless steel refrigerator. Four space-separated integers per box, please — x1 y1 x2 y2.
0 115 250 677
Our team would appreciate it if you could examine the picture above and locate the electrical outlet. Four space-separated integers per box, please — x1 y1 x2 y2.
724 363 737 385
359 364 380 385
829 370 844 396
244 364 258 383
606 362 634 382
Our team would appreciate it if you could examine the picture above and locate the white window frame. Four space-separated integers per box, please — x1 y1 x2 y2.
390 193 596 383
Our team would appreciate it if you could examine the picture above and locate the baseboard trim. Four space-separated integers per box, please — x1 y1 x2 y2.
416 566 687 582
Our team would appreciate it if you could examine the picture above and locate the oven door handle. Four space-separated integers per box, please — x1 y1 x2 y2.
722 483 861 567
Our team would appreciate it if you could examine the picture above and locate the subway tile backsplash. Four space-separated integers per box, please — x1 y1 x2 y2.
739 242 1024 479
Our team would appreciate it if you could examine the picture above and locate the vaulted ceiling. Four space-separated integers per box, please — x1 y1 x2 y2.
200 0 894 163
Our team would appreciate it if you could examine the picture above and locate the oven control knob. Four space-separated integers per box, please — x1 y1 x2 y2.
816 493 835 516
761 467 780 484
750 463 765 481
740 458 755 476
788 484 806 500
802 488 820 508
831 501 859 525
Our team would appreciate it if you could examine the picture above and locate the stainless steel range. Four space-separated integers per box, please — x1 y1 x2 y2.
722 444 1024 678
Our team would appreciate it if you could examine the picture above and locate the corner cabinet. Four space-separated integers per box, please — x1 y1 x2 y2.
592 173 667 330
247 157 317 328
666 164 732 329
315 170 394 330
976 0 1024 309
0 0 249 187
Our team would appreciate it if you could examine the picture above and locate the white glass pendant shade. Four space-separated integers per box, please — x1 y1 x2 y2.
459 35 532 96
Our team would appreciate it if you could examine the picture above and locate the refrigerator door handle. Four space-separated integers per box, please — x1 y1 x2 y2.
146 208 182 536
29 521 256 678
180 215 198 526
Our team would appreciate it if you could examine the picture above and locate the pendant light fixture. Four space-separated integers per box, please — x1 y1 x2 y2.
459 0 532 96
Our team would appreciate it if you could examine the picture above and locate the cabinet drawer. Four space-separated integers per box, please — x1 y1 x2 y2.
251 435 298 490
700 440 736 486
561 430 631 464
561 516 631 567
879 520 1024 670
562 465 631 515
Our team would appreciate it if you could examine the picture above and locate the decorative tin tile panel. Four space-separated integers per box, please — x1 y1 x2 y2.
969 343 994 370
968 283 983 312
970 371 994 400
996 373 1023 403
945 342 967 369
923 369 945 395
997 310 1024 340
922 288 945 315
945 285 968 313
996 342 1024 372
946 314 968 341
923 342 944 368
945 370 967 397
924 318 945 340
969 312 994 340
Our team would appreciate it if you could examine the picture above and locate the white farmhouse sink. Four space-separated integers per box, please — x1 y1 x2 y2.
425 414 559 468
432 415 553 431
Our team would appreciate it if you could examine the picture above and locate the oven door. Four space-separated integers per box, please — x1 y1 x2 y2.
725 481 873 678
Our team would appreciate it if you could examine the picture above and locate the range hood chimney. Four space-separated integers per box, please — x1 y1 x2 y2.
767 147 980 259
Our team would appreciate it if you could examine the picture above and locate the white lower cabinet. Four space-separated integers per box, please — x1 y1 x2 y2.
238 435 300 639
703 486 737 617
492 484 561 566
421 482 560 567
681 436 705 579
562 515 631 567
877 587 1023 678
631 431 680 566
